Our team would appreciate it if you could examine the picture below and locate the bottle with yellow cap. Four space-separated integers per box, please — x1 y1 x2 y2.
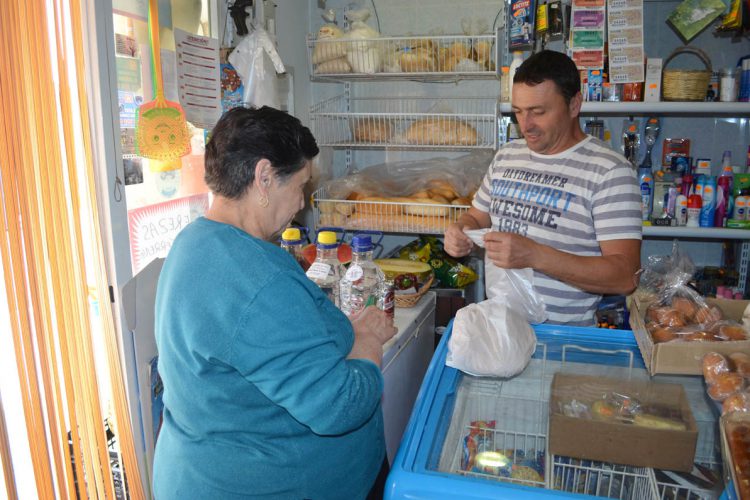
305 231 344 307
280 227 308 271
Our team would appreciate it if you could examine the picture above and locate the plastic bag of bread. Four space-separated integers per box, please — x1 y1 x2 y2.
312 24 347 65
343 10 382 74
320 151 491 202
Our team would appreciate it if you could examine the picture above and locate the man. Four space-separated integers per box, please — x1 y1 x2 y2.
444 50 641 325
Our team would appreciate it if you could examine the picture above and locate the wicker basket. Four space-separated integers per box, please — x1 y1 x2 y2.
661 46 712 102
395 275 434 308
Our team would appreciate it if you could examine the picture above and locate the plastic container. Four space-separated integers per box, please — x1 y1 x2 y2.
500 66 510 102
305 231 345 308
720 68 737 102
339 234 383 317
687 194 702 227
699 176 716 227
675 194 688 226
637 166 654 221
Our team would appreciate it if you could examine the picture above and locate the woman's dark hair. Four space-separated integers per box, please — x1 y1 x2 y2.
513 50 581 105
204 106 319 199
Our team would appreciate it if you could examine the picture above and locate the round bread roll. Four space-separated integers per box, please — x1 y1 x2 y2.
729 352 750 377
660 309 687 328
685 330 723 342
671 296 697 321
719 324 749 341
703 352 730 384
452 197 472 206
707 372 745 401
399 47 435 72
722 391 750 414
448 41 471 59
695 305 724 324
651 327 677 344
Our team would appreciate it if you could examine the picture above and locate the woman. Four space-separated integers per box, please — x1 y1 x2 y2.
153 106 397 499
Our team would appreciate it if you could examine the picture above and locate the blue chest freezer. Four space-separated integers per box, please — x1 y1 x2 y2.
385 323 730 500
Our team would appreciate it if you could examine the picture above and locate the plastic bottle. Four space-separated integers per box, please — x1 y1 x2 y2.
500 66 510 102
339 234 383 318
739 58 750 102
733 194 747 220
720 67 737 102
305 231 344 308
686 194 702 227
699 176 716 227
637 165 654 221
508 51 524 103
677 192 690 225
715 157 733 227
280 227 309 270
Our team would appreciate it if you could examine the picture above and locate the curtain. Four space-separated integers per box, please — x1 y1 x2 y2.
0 0 145 498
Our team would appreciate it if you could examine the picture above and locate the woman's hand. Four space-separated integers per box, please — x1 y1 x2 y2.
347 306 398 366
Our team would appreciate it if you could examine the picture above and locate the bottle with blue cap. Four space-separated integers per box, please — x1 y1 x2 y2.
339 233 384 317
306 231 344 307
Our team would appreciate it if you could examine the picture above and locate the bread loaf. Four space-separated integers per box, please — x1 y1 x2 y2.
351 118 394 143
314 57 351 74
404 118 479 146
312 25 347 64
399 47 435 72
348 212 449 233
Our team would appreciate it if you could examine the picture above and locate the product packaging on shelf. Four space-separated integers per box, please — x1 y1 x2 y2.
548 373 698 472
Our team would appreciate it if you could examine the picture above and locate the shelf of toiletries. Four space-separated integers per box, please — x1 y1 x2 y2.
497 102 750 116
643 226 750 239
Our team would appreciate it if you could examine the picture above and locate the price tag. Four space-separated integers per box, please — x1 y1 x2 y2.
306 262 332 280
345 264 364 281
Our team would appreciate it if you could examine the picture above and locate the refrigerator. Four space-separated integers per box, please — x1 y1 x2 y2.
385 322 728 500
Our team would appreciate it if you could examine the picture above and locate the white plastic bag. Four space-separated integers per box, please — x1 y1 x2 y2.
464 229 547 324
446 298 536 377
228 25 286 109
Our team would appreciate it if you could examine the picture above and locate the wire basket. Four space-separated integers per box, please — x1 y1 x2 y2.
661 46 712 102
395 275 434 308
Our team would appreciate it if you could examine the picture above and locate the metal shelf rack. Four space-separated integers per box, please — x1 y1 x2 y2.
312 186 470 235
307 32 501 82
310 95 498 150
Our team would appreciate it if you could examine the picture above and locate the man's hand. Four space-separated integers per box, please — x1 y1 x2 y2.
444 222 473 257
483 231 539 269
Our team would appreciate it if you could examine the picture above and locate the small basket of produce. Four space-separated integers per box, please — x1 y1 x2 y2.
661 46 712 102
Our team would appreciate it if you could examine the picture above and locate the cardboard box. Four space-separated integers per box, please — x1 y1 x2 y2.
548 373 698 472
630 298 750 375
644 58 663 102
719 412 750 500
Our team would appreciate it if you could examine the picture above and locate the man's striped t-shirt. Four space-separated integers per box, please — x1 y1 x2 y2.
473 135 642 326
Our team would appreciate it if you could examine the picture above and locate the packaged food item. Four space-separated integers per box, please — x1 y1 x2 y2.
723 391 750 414
730 352 750 377
703 352 731 384
398 236 478 288
708 372 746 401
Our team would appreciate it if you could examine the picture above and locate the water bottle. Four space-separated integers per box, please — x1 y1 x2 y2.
306 231 344 308
638 166 654 221
280 227 309 271
339 234 383 317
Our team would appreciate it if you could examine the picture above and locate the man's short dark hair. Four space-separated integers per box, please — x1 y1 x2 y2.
513 50 581 105
204 106 319 199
